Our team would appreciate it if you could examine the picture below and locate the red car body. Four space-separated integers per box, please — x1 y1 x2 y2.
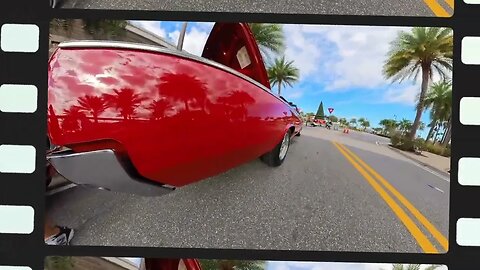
47 22 303 195
144 258 201 270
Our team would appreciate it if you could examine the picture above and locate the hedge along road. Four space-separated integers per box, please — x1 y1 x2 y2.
46 127 449 253
58 0 453 17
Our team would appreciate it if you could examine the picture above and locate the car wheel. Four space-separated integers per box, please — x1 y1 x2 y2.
261 130 292 167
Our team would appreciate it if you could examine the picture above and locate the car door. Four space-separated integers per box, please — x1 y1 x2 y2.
202 22 271 90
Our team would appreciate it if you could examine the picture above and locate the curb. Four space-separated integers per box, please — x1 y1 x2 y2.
46 175 76 195
387 145 450 178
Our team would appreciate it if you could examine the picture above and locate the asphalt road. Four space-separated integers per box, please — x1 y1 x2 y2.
57 0 454 17
47 127 449 253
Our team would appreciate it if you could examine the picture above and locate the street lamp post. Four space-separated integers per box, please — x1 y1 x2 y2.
177 22 188 51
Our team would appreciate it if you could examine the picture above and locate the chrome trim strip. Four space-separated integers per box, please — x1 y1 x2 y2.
58 40 294 108
47 149 174 197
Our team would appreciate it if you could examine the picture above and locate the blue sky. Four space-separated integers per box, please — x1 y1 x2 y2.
129 21 452 138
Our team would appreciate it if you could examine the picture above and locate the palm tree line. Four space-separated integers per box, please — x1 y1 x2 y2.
383 27 453 146
50 18 128 40
248 23 300 97
377 79 452 146
60 71 211 125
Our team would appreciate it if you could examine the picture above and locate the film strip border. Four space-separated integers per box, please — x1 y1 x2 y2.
0 0 479 269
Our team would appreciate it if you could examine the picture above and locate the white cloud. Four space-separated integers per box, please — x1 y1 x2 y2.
319 25 411 91
168 23 212 56
285 90 304 99
129 20 166 39
280 24 418 95
381 84 419 105
283 24 323 79
124 21 451 107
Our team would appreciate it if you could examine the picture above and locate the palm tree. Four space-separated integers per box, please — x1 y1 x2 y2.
361 119 371 131
199 260 265 270
418 121 426 131
359 117 371 131
379 118 398 135
49 19 76 38
423 80 452 145
102 88 147 120
76 94 109 123
83 19 128 39
217 90 256 121
397 118 413 135
339 117 348 127
147 99 170 120
61 105 88 132
157 73 208 113
329 115 339 122
248 23 285 62
267 55 300 96
349 118 357 128
383 27 453 141
50 19 127 40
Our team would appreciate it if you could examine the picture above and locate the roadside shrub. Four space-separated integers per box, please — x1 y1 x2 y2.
424 142 451 157
399 138 415 152
390 133 450 157
414 138 426 151
390 132 403 146
391 133 424 152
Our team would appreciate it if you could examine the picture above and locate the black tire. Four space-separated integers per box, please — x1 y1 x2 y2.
261 130 292 167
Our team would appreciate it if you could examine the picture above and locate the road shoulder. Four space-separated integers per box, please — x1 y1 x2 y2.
387 146 450 179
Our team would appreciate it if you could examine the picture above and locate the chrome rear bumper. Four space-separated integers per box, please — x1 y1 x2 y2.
47 149 175 196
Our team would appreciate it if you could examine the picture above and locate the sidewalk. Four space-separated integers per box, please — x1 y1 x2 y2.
387 146 450 176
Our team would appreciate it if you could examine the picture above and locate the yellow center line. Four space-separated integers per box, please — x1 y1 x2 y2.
336 143 448 252
423 0 451 17
444 0 454 9
332 142 438 253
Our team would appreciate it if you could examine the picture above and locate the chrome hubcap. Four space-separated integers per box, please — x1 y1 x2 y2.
279 133 290 160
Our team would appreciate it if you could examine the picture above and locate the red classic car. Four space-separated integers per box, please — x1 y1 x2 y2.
46 22 303 196
143 258 201 270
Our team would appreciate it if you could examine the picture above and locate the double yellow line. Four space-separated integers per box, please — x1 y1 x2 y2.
332 142 448 253
424 0 454 17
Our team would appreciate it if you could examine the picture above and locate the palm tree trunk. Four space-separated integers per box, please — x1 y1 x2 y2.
433 125 440 144
409 66 430 140
278 83 282 96
441 118 452 146
426 120 436 141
